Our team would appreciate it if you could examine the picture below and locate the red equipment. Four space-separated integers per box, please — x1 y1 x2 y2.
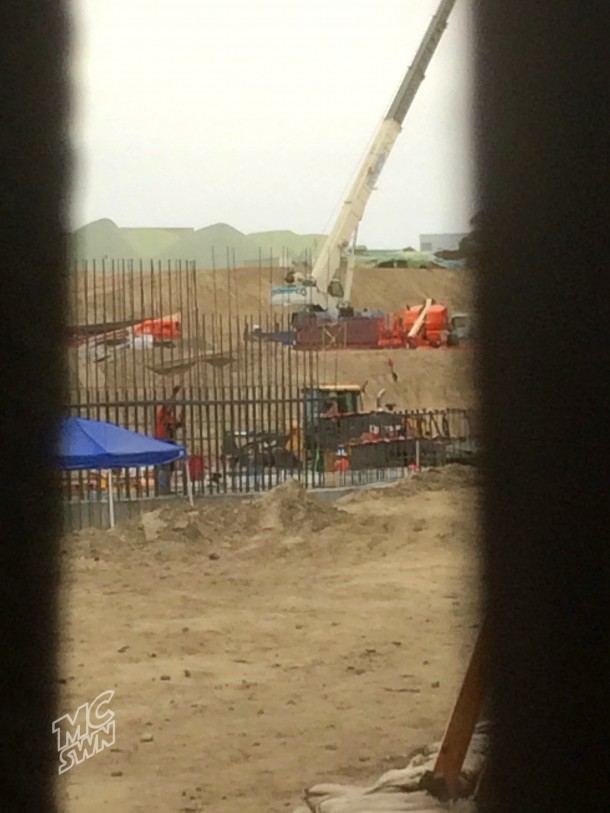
133 313 181 341
403 303 449 347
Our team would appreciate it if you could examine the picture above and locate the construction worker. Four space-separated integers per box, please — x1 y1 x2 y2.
286 421 306 467
155 385 184 494
321 398 340 418
155 385 183 442
334 446 350 479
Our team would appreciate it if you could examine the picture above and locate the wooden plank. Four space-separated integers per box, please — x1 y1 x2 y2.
430 618 487 797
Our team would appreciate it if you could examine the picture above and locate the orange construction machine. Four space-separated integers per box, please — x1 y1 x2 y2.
132 313 181 342
378 299 450 349
293 299 471 351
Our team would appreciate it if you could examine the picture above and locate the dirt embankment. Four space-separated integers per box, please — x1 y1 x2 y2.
70 262 476 408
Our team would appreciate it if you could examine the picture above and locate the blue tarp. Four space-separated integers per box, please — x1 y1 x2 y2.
59 417 186 471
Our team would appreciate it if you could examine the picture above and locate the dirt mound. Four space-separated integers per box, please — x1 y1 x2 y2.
67 480 345 560
66 499 240 557
350 266 473 314
60 458 480 813
127 499 252 549
68 467 477 547
66 469 478 570
385 463 479 495
321 346 474 410
254 478 342 534
338 464 478 506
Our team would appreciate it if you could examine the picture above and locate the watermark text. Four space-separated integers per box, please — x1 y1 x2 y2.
52 690 115 774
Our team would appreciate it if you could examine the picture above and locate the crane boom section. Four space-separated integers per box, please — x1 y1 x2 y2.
309 0 457 310
386 0 457 126
308 118 402 306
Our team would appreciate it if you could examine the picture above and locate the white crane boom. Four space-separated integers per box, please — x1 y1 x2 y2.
271 0 457 313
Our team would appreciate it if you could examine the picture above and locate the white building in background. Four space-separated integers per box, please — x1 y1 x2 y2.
419 233 468 252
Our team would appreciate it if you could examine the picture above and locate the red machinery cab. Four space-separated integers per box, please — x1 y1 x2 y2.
403 303 449 347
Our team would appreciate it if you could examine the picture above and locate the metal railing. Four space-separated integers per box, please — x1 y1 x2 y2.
64 260 477 530
63 385 477 530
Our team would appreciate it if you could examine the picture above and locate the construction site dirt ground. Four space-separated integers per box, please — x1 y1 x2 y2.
69 264 477 409
58 466 481 812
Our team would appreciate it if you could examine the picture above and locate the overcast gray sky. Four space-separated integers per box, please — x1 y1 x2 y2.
70 0 474 248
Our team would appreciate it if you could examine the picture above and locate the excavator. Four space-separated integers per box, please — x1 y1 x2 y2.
271 0 457 318
223 381 470 476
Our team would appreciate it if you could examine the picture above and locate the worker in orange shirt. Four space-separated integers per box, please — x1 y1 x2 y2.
155 385 183 442
155 385 184 494
334 446 350 473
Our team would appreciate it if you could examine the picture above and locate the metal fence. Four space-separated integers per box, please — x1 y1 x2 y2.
64 259 477 530
67 257 294 393
64 385 477 530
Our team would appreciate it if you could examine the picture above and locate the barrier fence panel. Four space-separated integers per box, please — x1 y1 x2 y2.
64 259 477 530
64 388 477 528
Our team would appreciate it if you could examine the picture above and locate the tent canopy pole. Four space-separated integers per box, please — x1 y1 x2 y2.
107 469 115 529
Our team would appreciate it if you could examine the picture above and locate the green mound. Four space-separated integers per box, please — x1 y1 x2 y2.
70 219 138 263
157 223 261 269
121 227 192 257
69 221 326 268
247 230 326 261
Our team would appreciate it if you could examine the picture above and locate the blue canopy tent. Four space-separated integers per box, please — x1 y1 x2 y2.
59 416 191 526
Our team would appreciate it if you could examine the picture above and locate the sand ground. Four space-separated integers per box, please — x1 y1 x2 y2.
58 467 480 812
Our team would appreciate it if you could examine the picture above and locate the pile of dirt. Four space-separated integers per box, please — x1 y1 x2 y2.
254 478 342 534
66 479 345 560
59 458 480 813
66 500 237 558
69 222 327 268
66 467 478 566
349 265 473 314
322 346 475 410
386 463 479 495
338 464 478 505
121 500 251 549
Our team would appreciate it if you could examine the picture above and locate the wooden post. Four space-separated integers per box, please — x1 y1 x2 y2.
427 618 488 798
